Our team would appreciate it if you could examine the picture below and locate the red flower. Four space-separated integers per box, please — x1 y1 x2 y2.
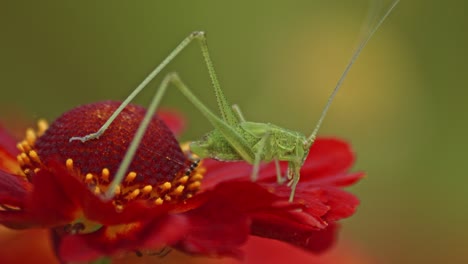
0 101 363 263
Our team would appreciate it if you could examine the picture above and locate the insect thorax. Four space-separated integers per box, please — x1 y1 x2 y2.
190 121 309 165
259 123 309 164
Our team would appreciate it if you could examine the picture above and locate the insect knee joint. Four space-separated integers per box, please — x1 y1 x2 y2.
191 31 206 39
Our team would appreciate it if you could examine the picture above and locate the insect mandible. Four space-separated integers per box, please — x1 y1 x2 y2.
70 0 400 202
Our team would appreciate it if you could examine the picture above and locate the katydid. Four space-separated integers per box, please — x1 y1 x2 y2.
70 0 400 202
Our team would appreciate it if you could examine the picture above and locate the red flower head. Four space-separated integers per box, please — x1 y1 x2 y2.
0 101 363 263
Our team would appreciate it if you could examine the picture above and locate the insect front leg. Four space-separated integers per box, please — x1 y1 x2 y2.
251 132 271 182
286 162 301 202
69 32 204 143
274 158 287 184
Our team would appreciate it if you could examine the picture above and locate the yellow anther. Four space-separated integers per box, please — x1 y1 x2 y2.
142 185 153 194
28 150 41 163
17 143 25 153
85 173 94 183
114 185 121 195
191 173 204 181
94 186 101 195
174 185 185 195
160 182 172 191
188 181 201 191
125 172 137 183
20 153 30 165
17 155 24 166
115 204 123 213
23 168 31 175
164 195 172 201
101 168 110 182
155 198 164 205
189 152 200 160
33 168 40 174
126 189 140 200
37 119 49 136
180 142 190 152
66 159 74 170
20 141 31 152
25 129 36 145
186 194 193 199
178 176 189 184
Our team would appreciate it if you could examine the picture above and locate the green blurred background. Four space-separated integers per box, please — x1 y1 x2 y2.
1 1 466 263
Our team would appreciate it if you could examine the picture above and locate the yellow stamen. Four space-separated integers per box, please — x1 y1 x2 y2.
125 172 137 183
114 185 121 195
20 153 30 165
142 185 153 194
180 142 190 152
17 155 24 167
160 182 172 191
37 119 49 136
66 159 74 171
20 141 31 152
173 185 185 195
17 143 25 153
115 204 123 213
85 173 94 183
101 168 110 182
178 176 189 184
94 186 101 195
191 173 204 181
164 195 172 201
126 189 140 200
155 198 164 205
28 150 41 163
188 181 201 191
25 129 36 145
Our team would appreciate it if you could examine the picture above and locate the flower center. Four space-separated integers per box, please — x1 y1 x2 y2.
16 101 204 210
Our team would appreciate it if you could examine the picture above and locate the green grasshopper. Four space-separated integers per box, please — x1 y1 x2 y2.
70 0 400 202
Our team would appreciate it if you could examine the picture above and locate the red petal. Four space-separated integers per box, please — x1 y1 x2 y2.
320 187 360 221
0 169 30 207
0 125 21 173
19 159 110 227
157 109 186 136
25 168 78 226
301 138 356 182
0 170 33 229
0 228 59 264
57 214 188 262
251 218 338 253
0 125 19 157
176 181 282 258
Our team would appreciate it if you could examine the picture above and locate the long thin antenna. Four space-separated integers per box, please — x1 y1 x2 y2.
307 0 399 144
